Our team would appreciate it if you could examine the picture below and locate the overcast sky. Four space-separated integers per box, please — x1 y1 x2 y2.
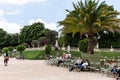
0 0 120 33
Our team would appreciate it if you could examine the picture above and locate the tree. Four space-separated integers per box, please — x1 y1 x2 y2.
59 0 120 54
9 33 19 46
19 22 45 45
44 30 58 45
38 37 47 46
63 32 81 47
98 31 120 48
31 40 39 47
0 29 10 48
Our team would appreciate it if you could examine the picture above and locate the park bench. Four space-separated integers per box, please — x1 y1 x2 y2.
68 53 101 72
81 53 101 71
101 56 120 78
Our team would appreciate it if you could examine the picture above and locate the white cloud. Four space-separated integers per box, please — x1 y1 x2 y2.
6 10 22 15
29 18 62 32
0 20 22 33
0 9 4 17
0 0 47 5
0 9 22 16
0 9 23 33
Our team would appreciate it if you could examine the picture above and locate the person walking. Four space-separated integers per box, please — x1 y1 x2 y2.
3 51 9 66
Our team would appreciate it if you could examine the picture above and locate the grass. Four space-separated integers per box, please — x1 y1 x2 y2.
99 52 120 57
22 50 81 60
20 50 120 60
23 50 45 60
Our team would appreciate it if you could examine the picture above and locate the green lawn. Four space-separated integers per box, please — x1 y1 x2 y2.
22 50 120 60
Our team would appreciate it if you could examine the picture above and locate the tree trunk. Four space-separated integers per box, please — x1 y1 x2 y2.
87 33 94 54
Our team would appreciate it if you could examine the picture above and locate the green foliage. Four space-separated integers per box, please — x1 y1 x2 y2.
99 52 120 57
38 37 47 46
2 47 8 52
22 50 82 60
19 22 45 44
78 39 88 53
63 33 81 47
19 22 58 46
44 30 58 45
99 31 120 48
21 50 120 60
16 45 26 52
58 36 64 48
59 0 120 54
9 33 19 46
0 29 19 48
45 45 51 55
0 29 9 48
31 40 39 47
23 50 45 60
8 47 13 52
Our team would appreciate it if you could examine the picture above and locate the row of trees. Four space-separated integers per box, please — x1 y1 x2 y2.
58 31 120 48
0 22 58 49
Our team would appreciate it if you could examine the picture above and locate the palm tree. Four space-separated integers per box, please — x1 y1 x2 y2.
58 0 120 54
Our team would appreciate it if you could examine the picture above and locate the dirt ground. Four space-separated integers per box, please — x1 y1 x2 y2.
0 57 115 80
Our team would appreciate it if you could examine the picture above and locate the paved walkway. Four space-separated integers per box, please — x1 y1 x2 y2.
0 57 115 80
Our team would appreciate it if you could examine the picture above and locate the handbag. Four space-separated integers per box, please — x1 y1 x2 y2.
4 56 9 60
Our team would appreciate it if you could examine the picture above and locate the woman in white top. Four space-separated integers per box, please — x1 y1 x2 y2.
82 59 89 68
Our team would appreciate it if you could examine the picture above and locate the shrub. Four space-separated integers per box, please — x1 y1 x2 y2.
16 45 26 59
2 47 8 52
45 45 51 56
8 47 13 52
78 39 88 53
16 45 26 52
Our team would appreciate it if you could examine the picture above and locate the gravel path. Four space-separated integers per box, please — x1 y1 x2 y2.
0 57 115 80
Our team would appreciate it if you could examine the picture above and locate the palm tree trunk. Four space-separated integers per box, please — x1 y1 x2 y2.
87 33 94 54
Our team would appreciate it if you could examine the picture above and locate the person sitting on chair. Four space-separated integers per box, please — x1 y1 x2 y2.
81 59 90 70
111 66 118 74
69 57 83 71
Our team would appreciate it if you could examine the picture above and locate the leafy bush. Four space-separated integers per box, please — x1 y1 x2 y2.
16 45 26 59
8 47 13 52
45 45 51 55
16 45 26 52
2 47 8 52
78 39 88 53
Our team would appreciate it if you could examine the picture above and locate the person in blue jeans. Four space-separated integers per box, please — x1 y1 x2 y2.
111 66 118 74
69 57 83 71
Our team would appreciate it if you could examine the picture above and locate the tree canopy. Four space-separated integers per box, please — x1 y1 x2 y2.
59 0 120 54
